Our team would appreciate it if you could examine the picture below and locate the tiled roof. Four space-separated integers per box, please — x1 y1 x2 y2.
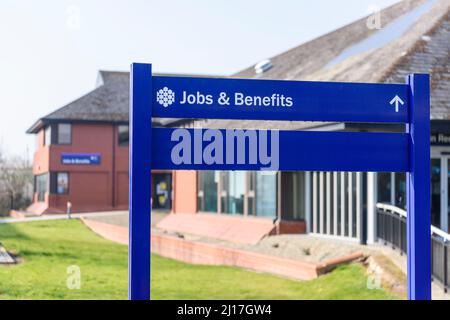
27 71 130 133
383 7 450 120
233 0 448 84
191 0 450 129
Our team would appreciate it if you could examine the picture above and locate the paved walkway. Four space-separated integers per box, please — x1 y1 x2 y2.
82 211 168 227
0 210 169 226
0 211 128 224
372 244 449 300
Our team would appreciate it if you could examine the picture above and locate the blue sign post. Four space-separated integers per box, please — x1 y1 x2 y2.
129 63 431 300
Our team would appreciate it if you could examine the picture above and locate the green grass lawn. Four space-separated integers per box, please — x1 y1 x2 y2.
0 219 395 300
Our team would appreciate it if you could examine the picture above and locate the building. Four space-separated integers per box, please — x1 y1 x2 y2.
26 71 175 214
162 0 450 241
27 0 450 243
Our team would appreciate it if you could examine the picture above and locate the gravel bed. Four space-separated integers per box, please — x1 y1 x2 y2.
153 228 373 263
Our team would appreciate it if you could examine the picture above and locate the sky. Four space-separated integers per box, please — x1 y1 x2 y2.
0 0 400 158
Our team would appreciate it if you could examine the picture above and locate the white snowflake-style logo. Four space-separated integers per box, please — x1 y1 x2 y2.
156 87 175 107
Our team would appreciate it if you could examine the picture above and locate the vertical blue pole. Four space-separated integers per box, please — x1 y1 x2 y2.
129 63 152 300
406 73 431 300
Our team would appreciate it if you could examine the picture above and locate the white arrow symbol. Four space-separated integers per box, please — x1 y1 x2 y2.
389 95 404 112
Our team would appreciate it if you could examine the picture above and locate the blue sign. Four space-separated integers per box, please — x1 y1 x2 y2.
129 63 431 301
152 76 409 123
61 153 101 165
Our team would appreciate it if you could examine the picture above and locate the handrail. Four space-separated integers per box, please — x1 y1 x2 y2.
376 202 450 242
376 203 406 217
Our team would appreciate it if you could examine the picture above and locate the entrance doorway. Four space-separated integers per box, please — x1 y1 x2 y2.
152 173 172 211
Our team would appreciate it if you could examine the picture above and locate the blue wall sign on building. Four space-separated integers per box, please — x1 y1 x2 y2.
61 153 101 165
129 63 431 300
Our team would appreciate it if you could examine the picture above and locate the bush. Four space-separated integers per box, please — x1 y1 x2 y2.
0 153 32 216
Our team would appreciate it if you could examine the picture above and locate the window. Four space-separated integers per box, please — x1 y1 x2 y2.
57 124 71 144
50 172 69 194
118 125 129 146
377 172 406 208
247 172 256 216
197 170 278 217
197 171 218 213
395 173 406 208
255 172 277 217
44 126 51 146
281 172 305 220
431 159 441 227
56 173 69 194
377 172 391 203
197 170 280 217
35 174 49 202
221 171 246 215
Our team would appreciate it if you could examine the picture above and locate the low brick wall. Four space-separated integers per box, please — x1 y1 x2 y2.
271 220 306 235
82 218 128 245
81 218 363 281
9 210 26 219
151 232 320 280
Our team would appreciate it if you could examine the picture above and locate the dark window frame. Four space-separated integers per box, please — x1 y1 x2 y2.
56 123 72 145
118 125 129 147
